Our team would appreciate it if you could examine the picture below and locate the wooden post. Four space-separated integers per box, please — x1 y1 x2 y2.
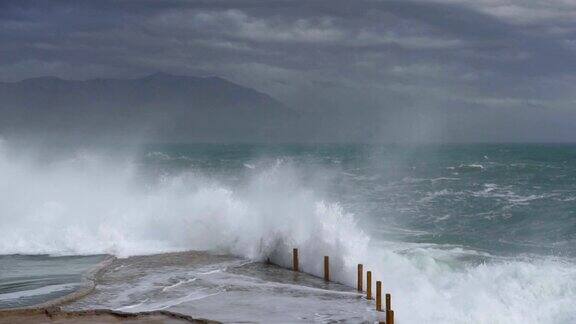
366 271 372 300
386 293 391 311
386 310 394 324
376 281 382 311
293 248 299 272
357 264 363 291
324 256 330 281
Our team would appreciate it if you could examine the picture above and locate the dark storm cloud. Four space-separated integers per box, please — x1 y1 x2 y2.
1 0 576 141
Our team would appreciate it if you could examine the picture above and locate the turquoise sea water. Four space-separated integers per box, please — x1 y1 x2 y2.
1 143 575 322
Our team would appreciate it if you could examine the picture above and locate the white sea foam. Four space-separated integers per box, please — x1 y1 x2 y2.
448 163 484 172
0 141 575 323
243 163 256 169
161 278 197 292
146 151 193 162
471 183 555 206
419 189 456 202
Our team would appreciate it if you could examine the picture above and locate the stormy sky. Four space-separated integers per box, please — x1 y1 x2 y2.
2 0 576 142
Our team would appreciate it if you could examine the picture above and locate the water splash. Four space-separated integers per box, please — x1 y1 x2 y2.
0 141 575 323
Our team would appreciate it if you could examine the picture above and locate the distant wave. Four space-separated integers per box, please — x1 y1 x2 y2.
471 184 556 205
447 163 484 172
145 151 193 162
243 163 256 169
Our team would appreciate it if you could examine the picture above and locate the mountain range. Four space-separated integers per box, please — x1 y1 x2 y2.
0 73 305 143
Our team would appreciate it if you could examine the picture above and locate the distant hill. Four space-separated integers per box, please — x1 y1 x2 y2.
0 73 302 143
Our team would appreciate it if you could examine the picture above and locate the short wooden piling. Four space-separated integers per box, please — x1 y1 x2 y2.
366 271 372 300
324 256 330 281
386 293 391 311
357 264 363 291
386 309 394 324
293 248 299 272
376 281 382 311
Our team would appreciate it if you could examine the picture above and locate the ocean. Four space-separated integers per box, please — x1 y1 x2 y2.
0 143 575 323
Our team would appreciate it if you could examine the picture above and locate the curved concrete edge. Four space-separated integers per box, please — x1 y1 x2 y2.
0 306 221 323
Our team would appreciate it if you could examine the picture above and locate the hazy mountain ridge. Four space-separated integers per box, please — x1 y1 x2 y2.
0 73 301 143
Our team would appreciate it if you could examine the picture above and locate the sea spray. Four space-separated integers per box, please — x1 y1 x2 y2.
0 141 368 274
1 141 575 323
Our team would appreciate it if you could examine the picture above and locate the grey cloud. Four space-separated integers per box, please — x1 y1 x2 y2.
1 0 575 142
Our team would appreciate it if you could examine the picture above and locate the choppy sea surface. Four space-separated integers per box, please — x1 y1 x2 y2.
1 143 575 323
